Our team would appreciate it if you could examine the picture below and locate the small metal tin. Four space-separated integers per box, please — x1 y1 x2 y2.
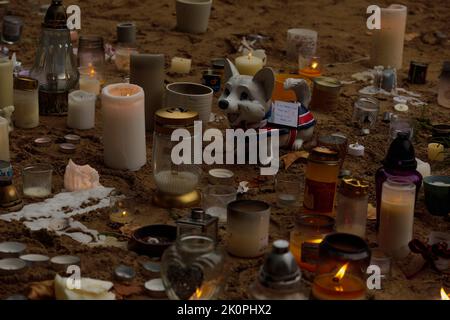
50 255 80 272
202 69 221 93
141 260 161 276
0 258 27 275
19 254 50 266
144 278 167 299
59 143 76 154
34 137 52 147
114 264 136 282
408 61 428 84
0 242 27 258
64 134 80 144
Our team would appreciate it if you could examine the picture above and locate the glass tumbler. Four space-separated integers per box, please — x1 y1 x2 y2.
275 175 301 208
389 115 414 141
203 185 237 223
22 164 53 198
352 96 380 133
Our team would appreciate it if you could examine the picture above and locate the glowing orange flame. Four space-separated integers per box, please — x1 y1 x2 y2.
248 51 253 60
333 263 349 282
441 288 450 300
190 287 203 300
121 210 128 217
311 61 319 69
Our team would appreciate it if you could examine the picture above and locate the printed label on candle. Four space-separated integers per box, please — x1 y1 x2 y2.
304 179 337 213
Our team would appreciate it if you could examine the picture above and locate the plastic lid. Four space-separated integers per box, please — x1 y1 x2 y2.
382 132 417 170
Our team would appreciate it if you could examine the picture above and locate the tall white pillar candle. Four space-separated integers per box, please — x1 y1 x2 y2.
378 178 416 259
0 116 10 161
371 4 408 70
0 56 13 109
67 90 96 130
101 83 146 171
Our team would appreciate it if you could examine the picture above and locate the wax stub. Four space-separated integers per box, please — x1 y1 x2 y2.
269 101 299 128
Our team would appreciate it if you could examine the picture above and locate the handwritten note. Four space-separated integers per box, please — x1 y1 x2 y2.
269 101 298 128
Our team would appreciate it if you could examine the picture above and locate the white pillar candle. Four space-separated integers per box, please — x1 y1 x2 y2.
371 4 408 70
170 57 192 74
378 178 416 259
67 90 96 130
101 83 146 171
0 56 13 109
79 66 101 95
0 116 10 161
235 53 263 76
13 77 39 129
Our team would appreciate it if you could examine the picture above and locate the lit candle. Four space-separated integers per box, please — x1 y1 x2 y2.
378 178 416 259
428 143 445 162
79 65 101 95
170 57 192 74
299 56 322 80
441 288 449 300
235 52 263 76
67 90 96 130
371 4 408 70
312 263 366 300
0 117 10 161
109 209 134 225
0 56 13 109
101 83 147 171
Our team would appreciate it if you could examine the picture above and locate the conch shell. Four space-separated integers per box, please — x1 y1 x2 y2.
64 159 101 192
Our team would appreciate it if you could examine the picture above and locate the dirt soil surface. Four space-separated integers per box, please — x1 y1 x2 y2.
0 0 449 300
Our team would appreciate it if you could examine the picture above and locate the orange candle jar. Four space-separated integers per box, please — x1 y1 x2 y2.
272 72 304 102
303 147 340 216
299 56 322 80
312 233 371 300
290 214 335 272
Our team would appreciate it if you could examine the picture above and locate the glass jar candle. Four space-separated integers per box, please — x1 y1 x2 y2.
153 108 201 208
176 208 218 242
13 77 39 129
290 214 335 272
312 233 371 300
352 96 380 133
310 77 342 111
227 200 271 258
115 44 138 73
336 177 369 238
438 61 450 108
378 178 416 259
249 240 309 300
161 234 226 300
202 185 237 223
78 35 105 70
22 164 53 198
303 147 340 216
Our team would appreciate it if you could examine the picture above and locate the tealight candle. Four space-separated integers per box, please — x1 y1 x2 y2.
79 65 101 95
170 57 192 74
235 52 263 76
0 55 13 109
0 116 10 161
67 90 96 130
299 56 322 80
109 209 134 225
101 83 147 171
428 143 445 162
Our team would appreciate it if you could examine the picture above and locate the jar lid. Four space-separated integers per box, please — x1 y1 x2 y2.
14 76 38 91
155 107 199 126
296 214 335 231
308 147 340 164
313 76 342 89
382 132 417 170
78 35 104 49
320 233 370 261
340 177 369 197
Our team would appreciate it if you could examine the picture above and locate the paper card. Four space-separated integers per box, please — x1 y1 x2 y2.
269 101 298 128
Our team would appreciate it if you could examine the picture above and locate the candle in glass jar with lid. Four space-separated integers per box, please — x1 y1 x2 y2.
13 77 39 129
153 108 201 208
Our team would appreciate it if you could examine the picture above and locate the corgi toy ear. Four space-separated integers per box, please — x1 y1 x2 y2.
224 58 240 83
253 67 275 102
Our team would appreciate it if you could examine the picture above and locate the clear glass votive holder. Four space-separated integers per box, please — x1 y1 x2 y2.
203 185 237 223
370 248 392 280
275 176 301 208
389 115 414 141
22 164 53 198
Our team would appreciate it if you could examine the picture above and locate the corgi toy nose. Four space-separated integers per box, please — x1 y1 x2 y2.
219 100 229 110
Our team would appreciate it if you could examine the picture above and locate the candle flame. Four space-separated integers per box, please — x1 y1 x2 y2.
441 288 450 300
248 51 253 60
88 63 96 78
121 210 128 217
311 61 319 69
333 263 349 282
190 287 203 300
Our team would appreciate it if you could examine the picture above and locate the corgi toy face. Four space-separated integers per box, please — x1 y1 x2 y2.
218 59 275 127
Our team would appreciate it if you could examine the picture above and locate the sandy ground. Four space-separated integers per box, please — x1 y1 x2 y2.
0 0 449 300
